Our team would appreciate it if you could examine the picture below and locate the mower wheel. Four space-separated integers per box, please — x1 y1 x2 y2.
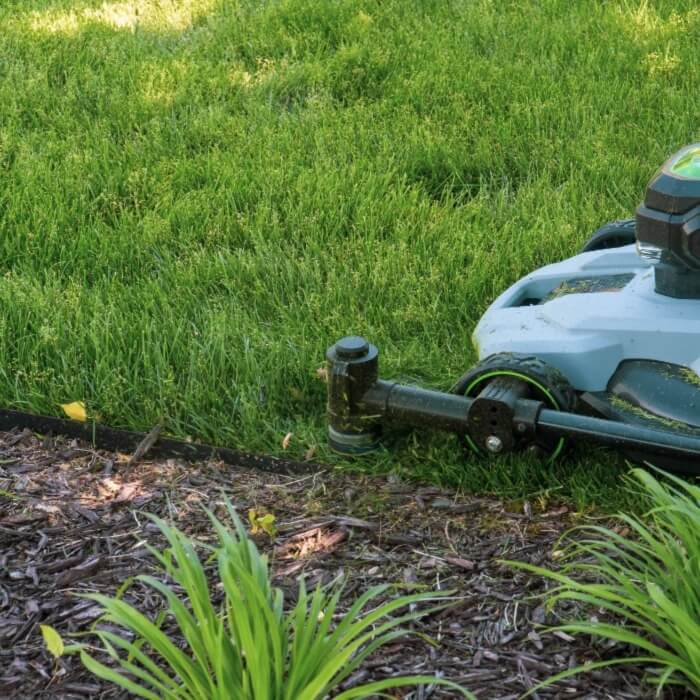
451 354 576 461
581 219 636 252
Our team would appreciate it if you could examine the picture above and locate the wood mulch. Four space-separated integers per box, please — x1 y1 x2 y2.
0 427 687 699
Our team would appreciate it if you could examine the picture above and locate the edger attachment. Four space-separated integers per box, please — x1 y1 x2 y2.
325 145 700 474
325 336 700 471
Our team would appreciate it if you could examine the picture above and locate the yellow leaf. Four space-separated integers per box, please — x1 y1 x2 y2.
258 514 277 537
61 401 87 422
40 624 64 658
248 508 277 537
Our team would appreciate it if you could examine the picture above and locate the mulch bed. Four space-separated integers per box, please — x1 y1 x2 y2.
0 427 686 699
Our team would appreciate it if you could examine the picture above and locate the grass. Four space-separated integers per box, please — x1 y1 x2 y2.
1 0 699 509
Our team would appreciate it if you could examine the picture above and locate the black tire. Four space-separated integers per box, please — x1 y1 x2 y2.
581 219 636 253
451 353 577 460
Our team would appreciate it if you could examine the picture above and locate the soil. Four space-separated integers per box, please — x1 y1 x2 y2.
0 427 687 699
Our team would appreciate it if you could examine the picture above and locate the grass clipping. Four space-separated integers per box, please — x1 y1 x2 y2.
510 468 700 695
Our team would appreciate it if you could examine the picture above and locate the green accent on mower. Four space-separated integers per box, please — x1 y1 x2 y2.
668 145 700 179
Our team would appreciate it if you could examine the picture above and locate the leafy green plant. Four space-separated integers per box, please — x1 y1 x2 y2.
54 501 472 699
510 468 700 695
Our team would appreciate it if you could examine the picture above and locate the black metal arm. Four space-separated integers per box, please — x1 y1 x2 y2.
326 336 700 466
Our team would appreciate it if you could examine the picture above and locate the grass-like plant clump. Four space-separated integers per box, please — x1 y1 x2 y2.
49 501 472 699
512 468 700 695
2 0 700 504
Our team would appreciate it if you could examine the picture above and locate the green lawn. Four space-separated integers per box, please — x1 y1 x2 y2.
1 0 698 509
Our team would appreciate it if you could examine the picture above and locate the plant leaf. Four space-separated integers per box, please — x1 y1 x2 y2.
248 508 277 537
40 624 64 658
61 401 87 422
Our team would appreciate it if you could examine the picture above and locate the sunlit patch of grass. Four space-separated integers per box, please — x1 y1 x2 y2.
644 48 681 78
24 0 218 35
614 2 700 41
138 59 190 106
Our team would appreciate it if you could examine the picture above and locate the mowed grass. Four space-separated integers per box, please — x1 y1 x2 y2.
1 0 698 509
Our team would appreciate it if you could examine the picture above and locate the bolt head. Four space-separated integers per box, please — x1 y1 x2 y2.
485 435 504 454
526 444 545 457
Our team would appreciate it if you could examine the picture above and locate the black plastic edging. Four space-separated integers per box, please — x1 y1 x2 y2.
0 407 315 475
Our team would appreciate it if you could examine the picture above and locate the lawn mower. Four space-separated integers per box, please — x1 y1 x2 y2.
326 144 700 474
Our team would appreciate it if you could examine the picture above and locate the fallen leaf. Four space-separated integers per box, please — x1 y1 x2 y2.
248 509 277 537
275 527 347 559
315 366 329 382
61 401 87 422
40 625 64 658
113 482 142 503
282 432 293 450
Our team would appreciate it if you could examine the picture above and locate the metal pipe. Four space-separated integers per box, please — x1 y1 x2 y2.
537 409 700 459
361 380 473 433
325 336 700 465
